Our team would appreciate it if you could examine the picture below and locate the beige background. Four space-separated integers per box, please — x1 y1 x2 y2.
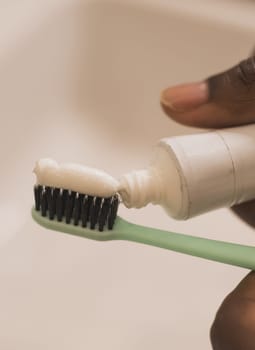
0 0 255 349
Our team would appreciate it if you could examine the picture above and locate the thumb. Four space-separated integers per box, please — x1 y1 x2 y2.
208 56 255 105
161 57 255 128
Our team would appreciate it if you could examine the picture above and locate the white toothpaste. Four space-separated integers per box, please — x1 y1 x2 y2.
33 158 119 198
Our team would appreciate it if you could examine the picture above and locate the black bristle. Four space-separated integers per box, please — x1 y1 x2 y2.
52 188 60 215
73 194 82 226
70 191 76 211
90 197 102 230
48 189 56 220
81 195 93 227
41 190 47 217
108 195 119 230
34 185 42 211
98 198 111 232
56 191 63 222
45 186 52 202
34 185 119 231
65 192 73 224
62 189 68 214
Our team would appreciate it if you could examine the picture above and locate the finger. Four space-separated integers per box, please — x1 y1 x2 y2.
161 57 255 129
231 200 255 228
161 99 255 128
211 271 255 350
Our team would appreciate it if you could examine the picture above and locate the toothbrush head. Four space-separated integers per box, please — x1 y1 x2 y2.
33 185 119 232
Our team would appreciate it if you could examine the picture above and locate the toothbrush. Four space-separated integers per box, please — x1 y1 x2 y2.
31 160 255 270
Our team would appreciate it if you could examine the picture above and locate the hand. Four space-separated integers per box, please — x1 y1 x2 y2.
161 56 255 350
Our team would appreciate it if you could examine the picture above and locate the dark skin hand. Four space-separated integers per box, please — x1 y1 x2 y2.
161 56 255 350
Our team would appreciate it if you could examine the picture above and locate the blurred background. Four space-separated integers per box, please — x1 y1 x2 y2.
0 0 255 349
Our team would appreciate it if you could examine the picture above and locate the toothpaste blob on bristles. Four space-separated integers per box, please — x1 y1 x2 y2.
33 158 119 198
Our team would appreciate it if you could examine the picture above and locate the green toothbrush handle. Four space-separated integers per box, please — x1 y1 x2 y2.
115 218 255 270
32 208 255 270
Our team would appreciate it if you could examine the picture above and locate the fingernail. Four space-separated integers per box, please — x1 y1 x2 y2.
161 82 208 112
